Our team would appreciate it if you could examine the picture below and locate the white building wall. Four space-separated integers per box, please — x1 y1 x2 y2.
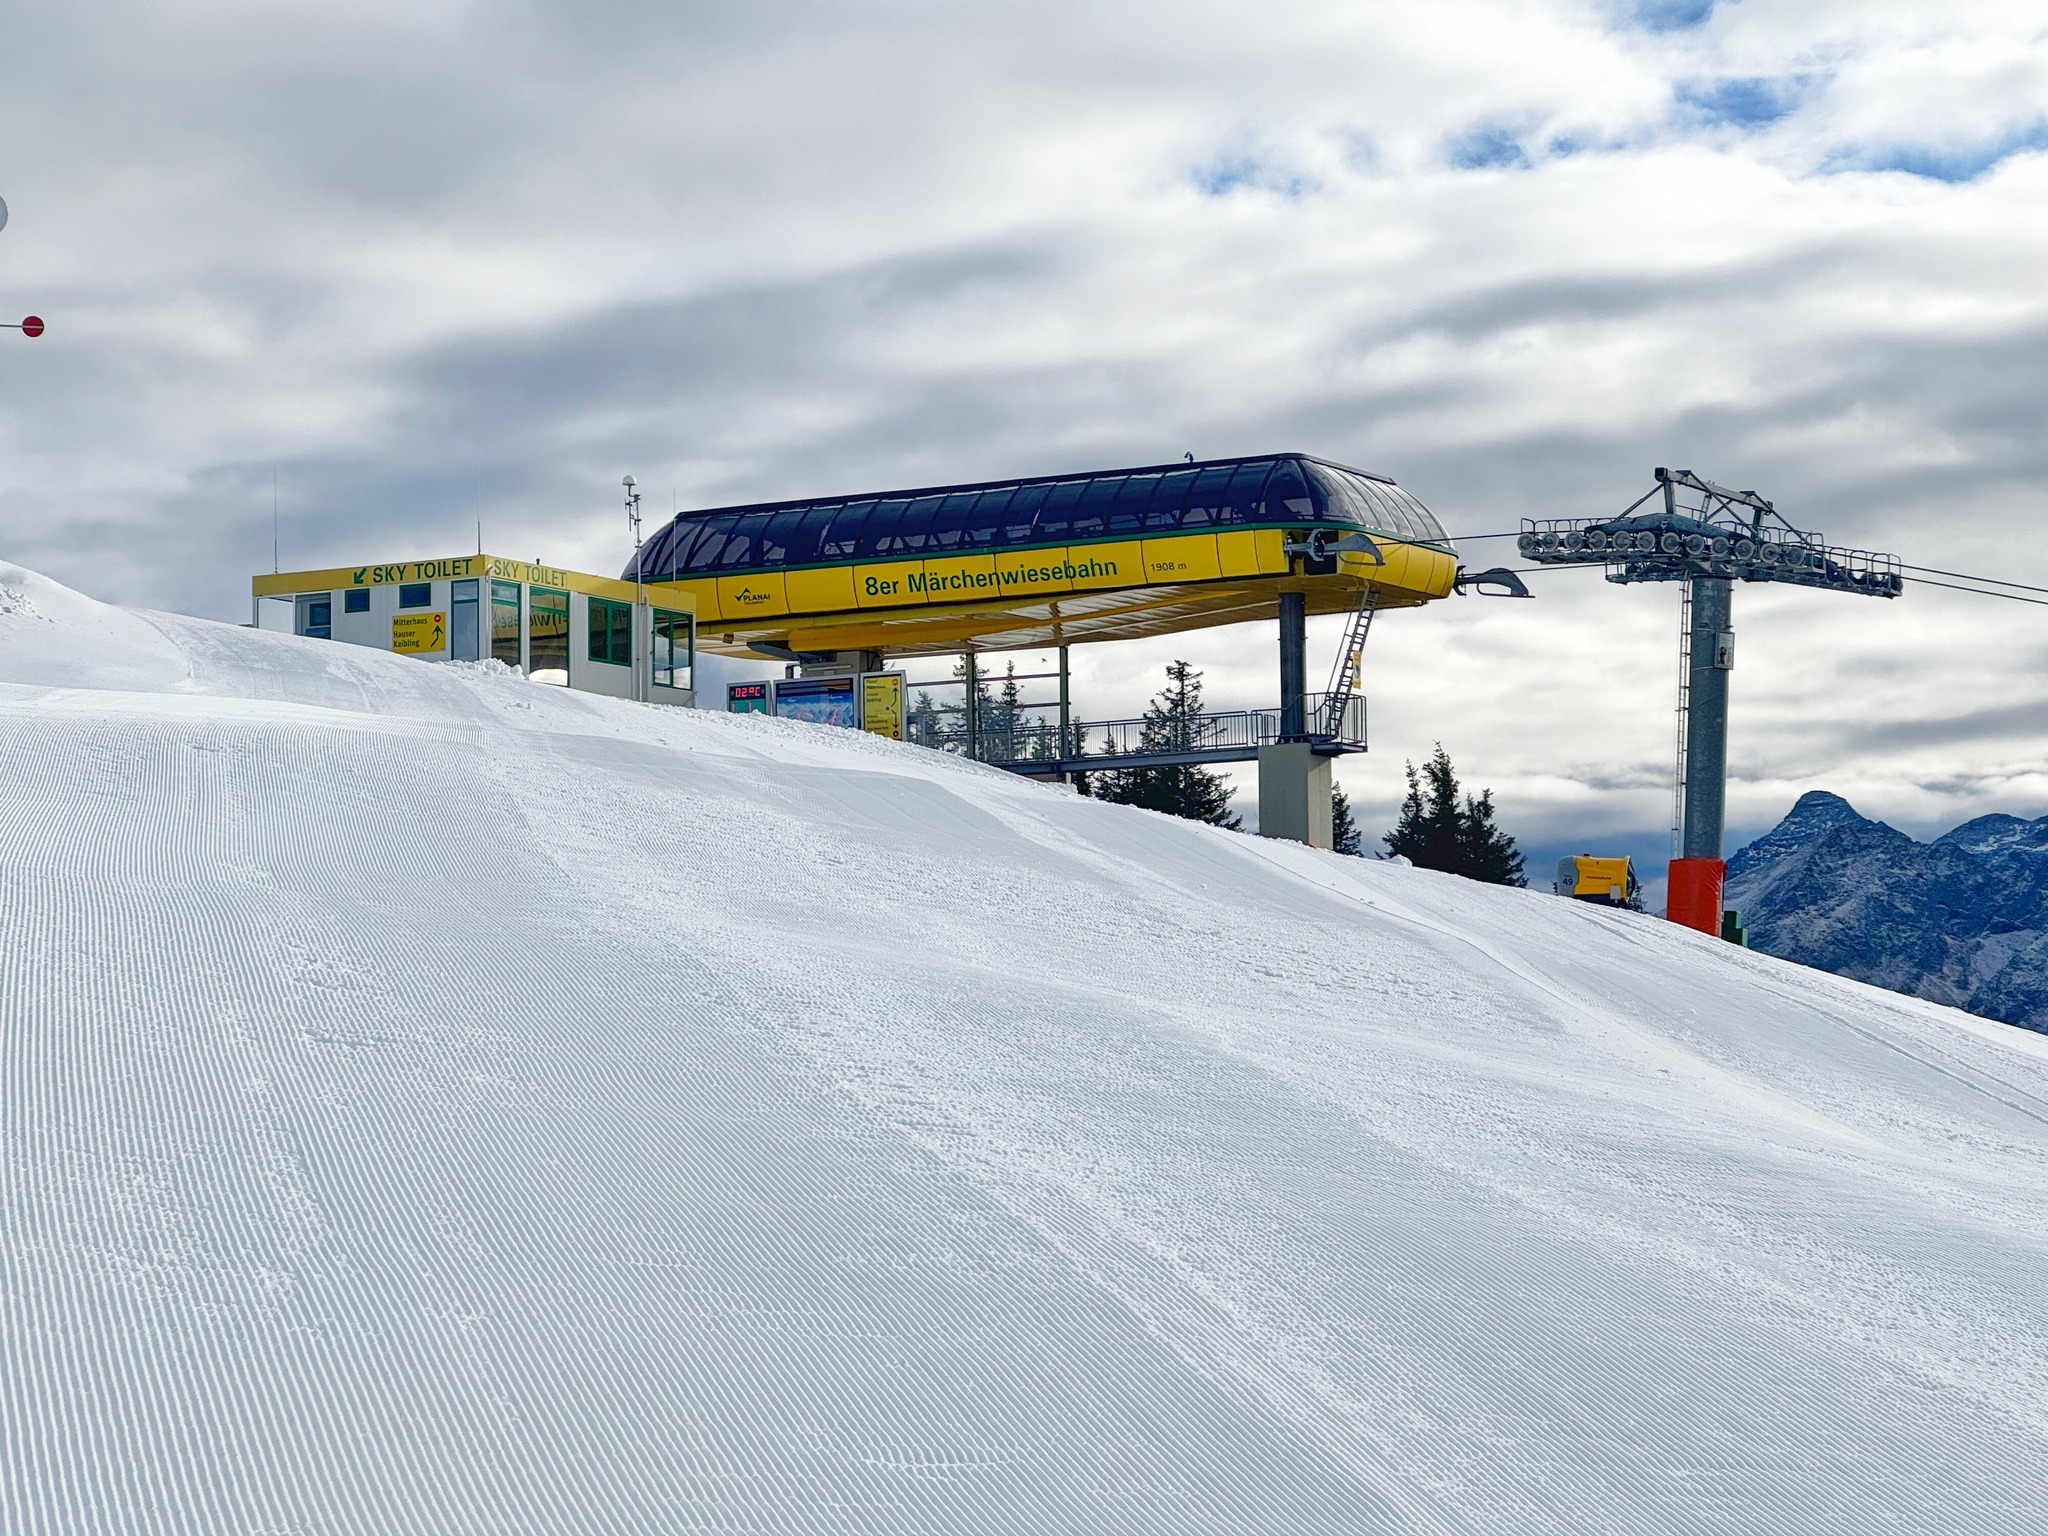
265 569 693 707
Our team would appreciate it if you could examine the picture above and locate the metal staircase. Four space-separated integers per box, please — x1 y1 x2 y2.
1317 586 1377 740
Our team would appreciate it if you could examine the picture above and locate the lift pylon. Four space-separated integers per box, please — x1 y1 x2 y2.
1518 468 1902 936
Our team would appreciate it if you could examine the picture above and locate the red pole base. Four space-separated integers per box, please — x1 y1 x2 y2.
1666 858 1725 935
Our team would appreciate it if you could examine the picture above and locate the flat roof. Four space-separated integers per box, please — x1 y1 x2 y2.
253 553 695 611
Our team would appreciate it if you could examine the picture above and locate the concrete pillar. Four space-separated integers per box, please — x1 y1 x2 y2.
1258 741 1333 849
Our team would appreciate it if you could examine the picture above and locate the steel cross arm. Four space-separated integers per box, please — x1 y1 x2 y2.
1655 467 1774 517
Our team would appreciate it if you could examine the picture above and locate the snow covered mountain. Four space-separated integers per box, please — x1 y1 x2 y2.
6 560 2048 1534
1727 791 2048 1035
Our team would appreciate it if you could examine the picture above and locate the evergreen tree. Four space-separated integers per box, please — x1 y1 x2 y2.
1459 787 1526 886
988 662 1025 762
908 690 942 750
1382 743 1525 885
1097 660 1240 828
1331 782 1363 855
1067 718 1095 796
950 656 1000 758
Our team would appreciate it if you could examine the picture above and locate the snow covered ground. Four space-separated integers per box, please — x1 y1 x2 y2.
5 559 2048 1534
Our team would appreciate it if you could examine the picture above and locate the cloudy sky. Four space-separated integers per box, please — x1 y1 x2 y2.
3 0 2045 862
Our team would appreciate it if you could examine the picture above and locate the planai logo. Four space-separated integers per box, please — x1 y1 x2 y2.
730 585 773 607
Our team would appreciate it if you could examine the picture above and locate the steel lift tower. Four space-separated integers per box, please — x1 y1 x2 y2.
1518 469 1902 936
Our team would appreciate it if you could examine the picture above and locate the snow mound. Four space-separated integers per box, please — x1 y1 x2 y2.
5 567 2048 1534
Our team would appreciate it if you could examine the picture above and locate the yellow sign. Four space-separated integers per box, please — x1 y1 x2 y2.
354 557 483 587
391 612 447 654
487 556 570 589
861 672 905 740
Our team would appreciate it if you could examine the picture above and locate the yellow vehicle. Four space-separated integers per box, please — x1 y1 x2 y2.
627 453 1460 659
1554 855 1641 908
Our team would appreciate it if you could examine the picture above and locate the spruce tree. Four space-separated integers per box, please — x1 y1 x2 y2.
1382 743 1524 885
1331 783 1363 855
1459 787 1526 886
909 690 942 749
1098 660 1240 828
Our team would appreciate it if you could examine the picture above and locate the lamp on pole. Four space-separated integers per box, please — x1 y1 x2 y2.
623 475 644 701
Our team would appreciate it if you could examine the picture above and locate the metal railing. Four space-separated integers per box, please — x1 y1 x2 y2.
908 692 1365 771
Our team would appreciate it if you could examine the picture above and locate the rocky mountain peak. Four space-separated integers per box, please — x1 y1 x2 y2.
1727 793 2048 1035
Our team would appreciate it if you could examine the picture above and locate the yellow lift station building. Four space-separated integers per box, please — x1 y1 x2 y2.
626 453 1459 661
252 554 697 706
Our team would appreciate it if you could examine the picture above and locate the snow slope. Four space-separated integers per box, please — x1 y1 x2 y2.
5 559 2048 1534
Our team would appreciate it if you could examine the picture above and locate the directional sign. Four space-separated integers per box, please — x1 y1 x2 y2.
391 612 447 654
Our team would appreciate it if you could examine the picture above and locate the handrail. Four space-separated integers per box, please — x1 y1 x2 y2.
909 692 1365 766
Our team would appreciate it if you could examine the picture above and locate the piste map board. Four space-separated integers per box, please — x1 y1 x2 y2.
774 677 858 729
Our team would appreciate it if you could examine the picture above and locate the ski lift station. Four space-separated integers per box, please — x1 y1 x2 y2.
254 453 1514 847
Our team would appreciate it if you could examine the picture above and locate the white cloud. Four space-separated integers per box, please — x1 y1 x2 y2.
3 0 2046 856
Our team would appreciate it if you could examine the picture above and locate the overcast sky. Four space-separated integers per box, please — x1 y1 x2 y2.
3 0 2045 858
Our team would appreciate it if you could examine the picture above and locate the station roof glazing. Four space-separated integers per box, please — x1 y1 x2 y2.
629 454 1450 580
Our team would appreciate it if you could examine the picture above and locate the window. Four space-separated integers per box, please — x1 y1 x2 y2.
779 506 837 564
678 518 730 573
451 578 481 662
1144 469 1199 530
862 500 914 557
588 597 632 666
1030 479 1089 541
713 521 756 569
1000 483 1049 543
1067 476 1124 540
529 587 569 678
1176 465 1237 528
957 488 1012 549
890 497 942 553
652 609 693 690
821 501 874 560
398 582 432 608
1266 462 1316 520
491 580 522 668
1108 475 1163 534
297 594 332 640
1217 461 1275 524
344 588 370 614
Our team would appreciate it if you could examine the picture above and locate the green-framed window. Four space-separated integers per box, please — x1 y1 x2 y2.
529 587 570 676
491 579 522 669
652 609 693 690
588 597 632 666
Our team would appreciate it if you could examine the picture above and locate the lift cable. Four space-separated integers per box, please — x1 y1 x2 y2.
1900 563 2048 596
1905 576 2048 608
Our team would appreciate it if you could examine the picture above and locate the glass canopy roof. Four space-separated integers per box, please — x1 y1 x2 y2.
629 454 1449 580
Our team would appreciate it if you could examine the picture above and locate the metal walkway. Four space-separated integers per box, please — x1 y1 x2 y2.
910 692 1366 777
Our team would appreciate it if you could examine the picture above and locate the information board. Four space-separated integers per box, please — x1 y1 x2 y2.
727 681 771 714
391 612 447 654
773 676 858 729
859 672 906 739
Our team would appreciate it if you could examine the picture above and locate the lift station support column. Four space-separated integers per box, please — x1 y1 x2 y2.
1259 590 1333 849
1669 576 1733 934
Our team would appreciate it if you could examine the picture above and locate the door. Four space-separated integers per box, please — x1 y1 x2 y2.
451 579 481 662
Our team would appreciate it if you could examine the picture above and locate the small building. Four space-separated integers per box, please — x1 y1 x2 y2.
252 553 696 706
